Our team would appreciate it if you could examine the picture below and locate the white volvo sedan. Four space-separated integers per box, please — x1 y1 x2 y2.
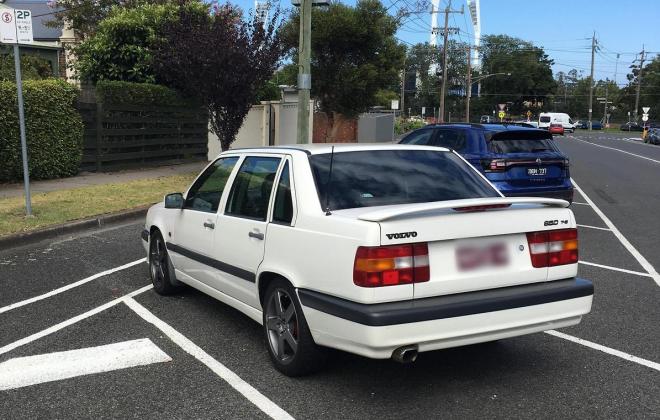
141 144 593 376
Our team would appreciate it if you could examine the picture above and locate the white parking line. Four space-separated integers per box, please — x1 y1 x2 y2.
576 224 610 231
571 202 590 206
545 330 660 373
578 261 653 278
0 258 146 315
571 179 660 287
124 297 294 420
570 138 660 164
0 285 152 357
0 338 171 391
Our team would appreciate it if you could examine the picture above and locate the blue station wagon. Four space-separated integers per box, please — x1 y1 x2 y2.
399 123 574 202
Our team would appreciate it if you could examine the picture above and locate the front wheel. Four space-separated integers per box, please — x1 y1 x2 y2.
263 279 327 376
149 231 182 295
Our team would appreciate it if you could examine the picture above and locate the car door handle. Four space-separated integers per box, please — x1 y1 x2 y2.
248 231 264 240
203 221 215 229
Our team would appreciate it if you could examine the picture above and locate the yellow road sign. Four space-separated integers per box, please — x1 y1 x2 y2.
498 111 505 119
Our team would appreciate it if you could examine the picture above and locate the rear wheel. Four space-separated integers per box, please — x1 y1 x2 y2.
149 231 182 295
263 279 326 376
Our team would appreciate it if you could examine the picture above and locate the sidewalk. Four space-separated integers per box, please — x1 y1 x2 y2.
0 161 208 199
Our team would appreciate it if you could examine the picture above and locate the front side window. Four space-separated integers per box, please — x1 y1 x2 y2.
272 161 293 224
310 150 499 211
184 157 239 212
226 156 281 220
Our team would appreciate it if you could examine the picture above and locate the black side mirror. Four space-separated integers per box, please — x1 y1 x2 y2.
164 193 184 209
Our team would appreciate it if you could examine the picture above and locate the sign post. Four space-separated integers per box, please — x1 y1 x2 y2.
1 8 33 215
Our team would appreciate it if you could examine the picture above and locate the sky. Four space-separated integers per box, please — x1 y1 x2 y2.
230 0 660 87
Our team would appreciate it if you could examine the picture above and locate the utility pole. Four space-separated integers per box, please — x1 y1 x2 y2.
296 0 312 144
401 55 406 118
465 45 472 123
588 31 596 131
603 53 619 126
436 0 462 123
634 46 646 121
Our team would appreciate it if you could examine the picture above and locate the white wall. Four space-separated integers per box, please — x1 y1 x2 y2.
207 100 313 160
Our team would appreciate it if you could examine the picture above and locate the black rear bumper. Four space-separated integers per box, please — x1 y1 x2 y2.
298 278 593 326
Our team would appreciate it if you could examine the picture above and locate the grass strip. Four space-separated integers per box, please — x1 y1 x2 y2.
0 173 196 237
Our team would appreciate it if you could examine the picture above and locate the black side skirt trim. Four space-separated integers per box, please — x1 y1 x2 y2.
166 242 256 283
298 278 593 326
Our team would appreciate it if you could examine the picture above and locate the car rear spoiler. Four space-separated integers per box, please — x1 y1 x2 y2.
357 197 569 222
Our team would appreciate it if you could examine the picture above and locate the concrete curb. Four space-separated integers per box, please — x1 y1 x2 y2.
0 205 151 250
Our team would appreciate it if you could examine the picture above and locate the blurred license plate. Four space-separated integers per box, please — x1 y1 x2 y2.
528 167 547 176
456 242 509 271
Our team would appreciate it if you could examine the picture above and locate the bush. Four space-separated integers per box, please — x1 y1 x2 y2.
95 80 195 106
394 118 425 135
0 79 83 181
0 52 53 81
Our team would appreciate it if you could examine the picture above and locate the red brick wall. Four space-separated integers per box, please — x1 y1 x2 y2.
313 112 357 143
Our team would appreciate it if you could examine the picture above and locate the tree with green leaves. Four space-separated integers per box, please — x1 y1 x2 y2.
45 0 169 40
479 35 557 115
0 52 53 81
73 2 207 83
153 3 282 151
281 0 405 141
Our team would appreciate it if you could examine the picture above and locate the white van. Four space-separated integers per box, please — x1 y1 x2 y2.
539 113 576 132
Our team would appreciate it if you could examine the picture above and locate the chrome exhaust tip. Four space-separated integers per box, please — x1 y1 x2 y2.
392 345 419 363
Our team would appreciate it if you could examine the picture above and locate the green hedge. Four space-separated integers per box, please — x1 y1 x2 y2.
0 79 83 182
95 80 196 107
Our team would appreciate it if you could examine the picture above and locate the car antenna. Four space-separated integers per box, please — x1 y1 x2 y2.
325 146 335 216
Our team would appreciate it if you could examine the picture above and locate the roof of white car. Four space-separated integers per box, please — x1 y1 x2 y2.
223 143 451 156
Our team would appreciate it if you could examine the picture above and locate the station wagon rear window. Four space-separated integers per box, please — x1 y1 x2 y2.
310 150 499 211
487 130 558 154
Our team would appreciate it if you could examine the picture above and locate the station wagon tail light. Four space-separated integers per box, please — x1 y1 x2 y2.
484 159 506 172
526 229 578 268
353 243 430 287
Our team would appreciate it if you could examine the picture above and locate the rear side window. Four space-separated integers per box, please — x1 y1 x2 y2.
432 129 467 152
272 161 293 224
226 157 281 220
310 150 499 211
400 129 434 145
539 116 551 123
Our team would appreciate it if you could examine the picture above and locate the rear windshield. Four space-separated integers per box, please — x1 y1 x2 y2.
487 130 558 154
540 116 551 123
309 150 499 211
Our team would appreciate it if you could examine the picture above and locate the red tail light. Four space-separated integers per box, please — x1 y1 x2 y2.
526 229 578 268
485 159 507 172
353 243 430 287
453 204 511 212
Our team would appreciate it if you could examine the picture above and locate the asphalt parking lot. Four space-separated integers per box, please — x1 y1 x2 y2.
1 131 659 419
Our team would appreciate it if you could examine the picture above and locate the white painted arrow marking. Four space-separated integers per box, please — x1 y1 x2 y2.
0 338 171 391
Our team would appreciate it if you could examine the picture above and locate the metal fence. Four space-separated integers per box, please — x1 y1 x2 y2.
76 102 208 172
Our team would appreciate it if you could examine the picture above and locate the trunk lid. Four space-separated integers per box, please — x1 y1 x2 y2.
356 198 574 299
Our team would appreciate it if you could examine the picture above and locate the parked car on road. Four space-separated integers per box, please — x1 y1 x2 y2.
143 144 593 376
400 123 574 202
645 127 660 145
620 122 643 132
549 122 565 136
577 121 602 130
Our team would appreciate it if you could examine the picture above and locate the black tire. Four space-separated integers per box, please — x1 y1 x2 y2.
149 230 182 295
262 279 327 376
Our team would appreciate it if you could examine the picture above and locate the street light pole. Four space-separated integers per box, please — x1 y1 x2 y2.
296 0 312 144
465 45 471 123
